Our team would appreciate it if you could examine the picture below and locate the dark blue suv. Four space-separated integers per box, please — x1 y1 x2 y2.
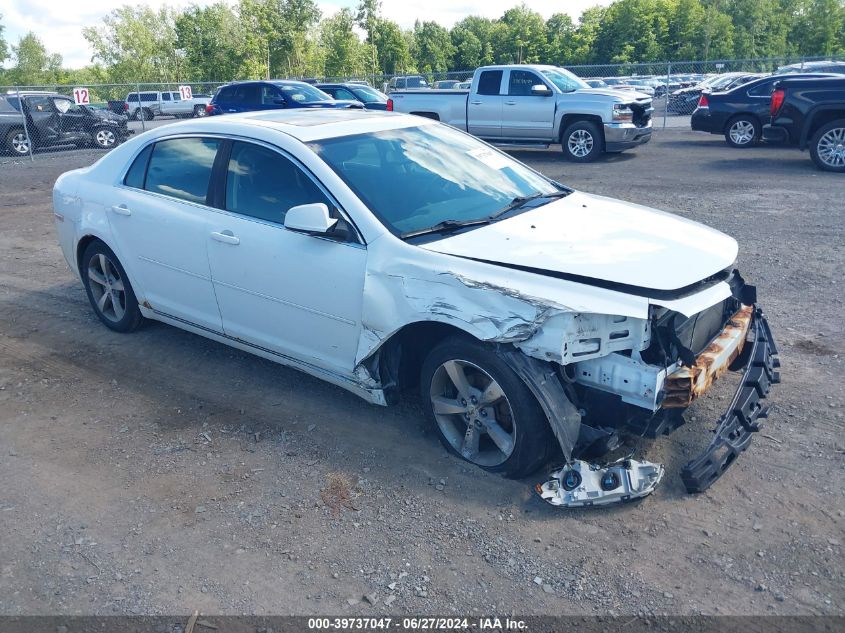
207 80 363 115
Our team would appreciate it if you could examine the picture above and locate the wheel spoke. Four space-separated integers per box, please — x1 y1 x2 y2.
483 418 514 456
88 268 107 288
443 360 472 399
97 290 110 313
479 380 504 406
431 395 466 415
111 292 125 320
110 277 125 292
461 424 481 459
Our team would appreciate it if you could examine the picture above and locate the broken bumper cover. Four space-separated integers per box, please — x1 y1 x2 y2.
680 307 780 493
537 459 664 508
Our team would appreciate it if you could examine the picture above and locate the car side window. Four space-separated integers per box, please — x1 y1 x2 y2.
217 86 236 102
236 84 260 105
123 144 154 189
747 81 774 97
334 88 356 100
509 70 542 96
162 93 171 101
225 141 330 225
144 138 220 205
261 85 280 105
477 71 503 96
26 96 54 112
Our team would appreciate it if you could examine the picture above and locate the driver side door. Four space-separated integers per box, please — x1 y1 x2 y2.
52 98 88 142
206 140 366 373
500 69 556 141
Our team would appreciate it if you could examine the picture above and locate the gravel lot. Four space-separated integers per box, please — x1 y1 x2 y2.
0 129 842 618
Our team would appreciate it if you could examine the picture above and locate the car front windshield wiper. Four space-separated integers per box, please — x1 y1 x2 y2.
488 189 571 220
399 217 492 240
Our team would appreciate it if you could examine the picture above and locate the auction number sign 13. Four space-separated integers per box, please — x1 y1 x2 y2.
179 85 193 100
73 88 90 105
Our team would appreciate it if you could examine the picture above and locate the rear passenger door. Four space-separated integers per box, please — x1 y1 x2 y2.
107 137 223 331
467 70 503 139
205 140 366 372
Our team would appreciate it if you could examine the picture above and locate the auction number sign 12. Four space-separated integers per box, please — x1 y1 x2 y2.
178 85 193 100
73 88 90 105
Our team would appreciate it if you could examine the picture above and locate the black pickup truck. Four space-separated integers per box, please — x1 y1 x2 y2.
1 91 132 156
763 76 845 172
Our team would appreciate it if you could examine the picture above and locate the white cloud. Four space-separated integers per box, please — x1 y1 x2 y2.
0 0 611 70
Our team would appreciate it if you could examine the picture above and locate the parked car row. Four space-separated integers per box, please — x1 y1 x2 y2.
1 90 133 156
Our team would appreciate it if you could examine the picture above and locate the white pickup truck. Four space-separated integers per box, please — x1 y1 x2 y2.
387 64 654 161
125 91 212 121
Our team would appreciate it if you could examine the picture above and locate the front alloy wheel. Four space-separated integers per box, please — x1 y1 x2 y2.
562 120 603 162
568 129 594 158
421 337 555 478
94 128 117 149
7 130 30 155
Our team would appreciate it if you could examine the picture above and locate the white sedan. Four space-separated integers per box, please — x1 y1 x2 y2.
53 109 779 506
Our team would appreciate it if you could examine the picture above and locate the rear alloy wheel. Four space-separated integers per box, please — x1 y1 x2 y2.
809 119 845 173
6 130 30 156
562 121 603 162
420 337 555 478
93 127 117 149
81 241 143 333
193 105 207 118
725 116 760 148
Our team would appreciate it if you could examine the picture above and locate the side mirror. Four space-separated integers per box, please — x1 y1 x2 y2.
531 84 553 96
284 203 337 234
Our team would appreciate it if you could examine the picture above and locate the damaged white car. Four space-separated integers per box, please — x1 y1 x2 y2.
53 110 780 507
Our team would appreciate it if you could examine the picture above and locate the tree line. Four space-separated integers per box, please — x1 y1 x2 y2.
0 0 843 87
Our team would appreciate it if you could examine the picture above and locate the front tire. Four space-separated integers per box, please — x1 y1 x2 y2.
5 129 31 156
724 115 760 148
809 119 845 172
80 241 143 333
562 120 604 162
420 337 555 478
193 105 207 118
92 127 117 149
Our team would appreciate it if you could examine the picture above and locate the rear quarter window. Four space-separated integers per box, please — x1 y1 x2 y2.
123 144 154 189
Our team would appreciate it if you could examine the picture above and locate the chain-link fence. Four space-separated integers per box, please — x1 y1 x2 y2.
1 55 843 164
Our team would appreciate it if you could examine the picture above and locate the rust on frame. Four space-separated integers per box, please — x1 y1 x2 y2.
663 305 754 408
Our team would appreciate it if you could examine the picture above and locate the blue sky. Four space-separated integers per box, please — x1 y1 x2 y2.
0 0 611 69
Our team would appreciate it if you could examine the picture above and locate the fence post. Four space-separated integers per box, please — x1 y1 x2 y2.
137 81 145 132
15 88 35 162
663 62 670 130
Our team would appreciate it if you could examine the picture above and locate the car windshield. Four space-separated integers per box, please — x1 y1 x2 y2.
276 83 332 103
351 86 387 103
710 75 742 90
541 68 589 91
309 124 559 236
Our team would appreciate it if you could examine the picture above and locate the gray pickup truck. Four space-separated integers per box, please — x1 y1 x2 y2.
387 64 654 161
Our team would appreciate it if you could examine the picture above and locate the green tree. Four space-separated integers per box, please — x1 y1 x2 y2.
791 0 845 56
176 3 244 81
7 33 63 85
450 25 483 70
499 4 547 64
83 6 180 83
320 8 365 77
373 18 413 74
412 21 454 75
572 6 606 64
545 13 577 65
591 0 669 63
451 16 497 66
0 13 8 67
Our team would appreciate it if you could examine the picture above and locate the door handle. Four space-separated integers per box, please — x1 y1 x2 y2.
210 230 240 245
110 204 131 216
504 101 517 106
470 100 483 105
227 109 237 113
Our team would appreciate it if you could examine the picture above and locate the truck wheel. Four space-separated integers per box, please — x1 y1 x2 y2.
5 129 31 156
562 121 603 162
725 115 760 148
193 105 207 118
420 336 555 479
809 119 845 173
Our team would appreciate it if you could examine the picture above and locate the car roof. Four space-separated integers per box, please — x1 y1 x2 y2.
143 109 427 142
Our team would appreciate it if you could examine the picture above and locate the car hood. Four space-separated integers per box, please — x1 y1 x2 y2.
418 191 738 292
579 87 652 101
91 109 127 123
300 100 364 109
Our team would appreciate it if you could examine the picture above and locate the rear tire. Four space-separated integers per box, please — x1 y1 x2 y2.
809 119 845 172
92 127 118 149
80 241 143 333
193 105 207 118
420 337 555 479
724 115 760 148
562 120 604 162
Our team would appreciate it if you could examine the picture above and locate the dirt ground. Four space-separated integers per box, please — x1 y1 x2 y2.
0 130 842 618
